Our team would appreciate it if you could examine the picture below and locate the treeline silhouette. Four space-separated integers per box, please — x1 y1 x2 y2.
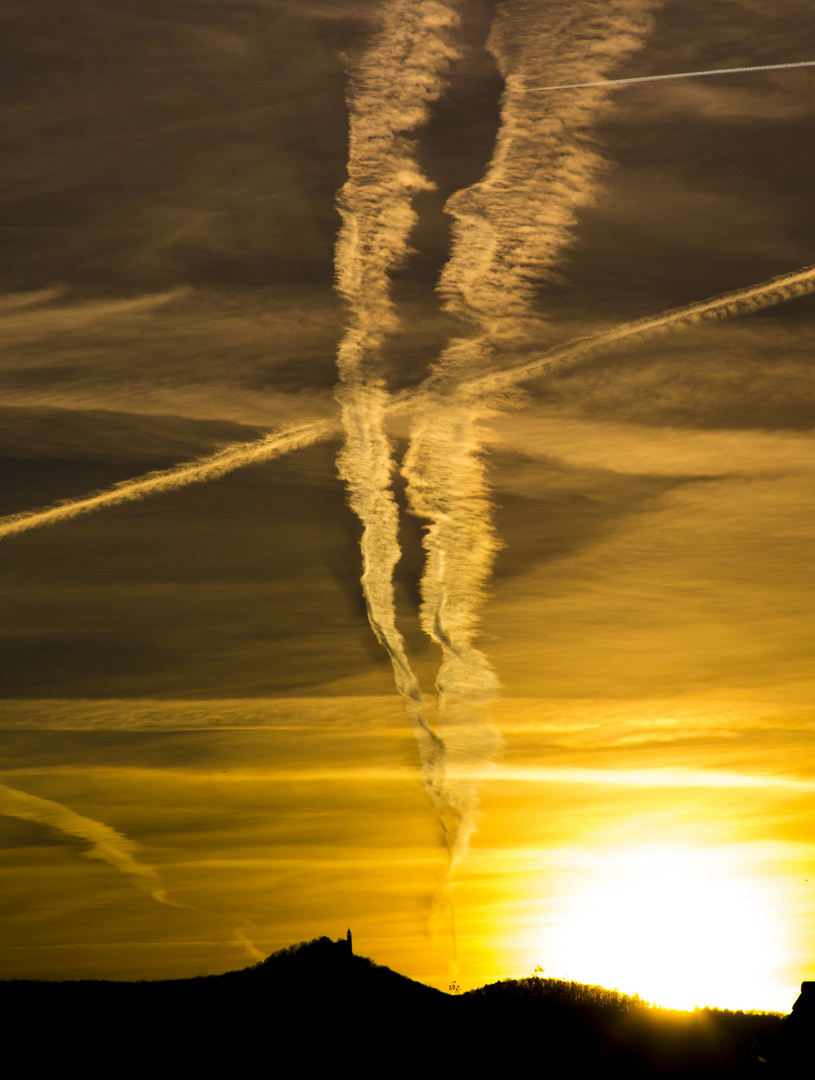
2 936 806 1075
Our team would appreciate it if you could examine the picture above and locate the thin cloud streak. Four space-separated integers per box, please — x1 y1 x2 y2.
521 58 815 94
0 782 168 903
0 288 190 341
488 766 815 790
0 420 336 540
7 763 810 791
0 287 65 312
497 416 815 478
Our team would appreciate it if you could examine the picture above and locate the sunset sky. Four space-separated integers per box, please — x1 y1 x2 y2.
1 0 814 1012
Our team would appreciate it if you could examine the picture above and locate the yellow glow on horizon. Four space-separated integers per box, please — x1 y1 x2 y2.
543 846 790 1011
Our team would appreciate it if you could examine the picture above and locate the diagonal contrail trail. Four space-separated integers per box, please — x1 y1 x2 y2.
472 260 815 394
0 420 336 540
2 261 815 543
0 782 169 904
521 58 815 93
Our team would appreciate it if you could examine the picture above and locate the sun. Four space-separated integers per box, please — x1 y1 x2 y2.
545 846 786 1010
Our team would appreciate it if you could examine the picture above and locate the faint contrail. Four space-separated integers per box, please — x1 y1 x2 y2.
3 261 815 541
0 782 169 904
521 58 815 93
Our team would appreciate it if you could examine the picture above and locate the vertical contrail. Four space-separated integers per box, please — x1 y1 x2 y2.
0 420 336 540
333 2 462 825
402 0 660 873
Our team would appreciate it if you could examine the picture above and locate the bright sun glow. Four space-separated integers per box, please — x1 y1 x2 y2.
546 846 787 1011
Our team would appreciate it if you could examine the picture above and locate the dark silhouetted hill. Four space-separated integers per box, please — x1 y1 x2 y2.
2 937 802 1075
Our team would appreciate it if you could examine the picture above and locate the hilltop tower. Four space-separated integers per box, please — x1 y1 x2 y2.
346 927 353 956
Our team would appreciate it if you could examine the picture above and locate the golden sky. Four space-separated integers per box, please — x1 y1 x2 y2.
1 0 814 1012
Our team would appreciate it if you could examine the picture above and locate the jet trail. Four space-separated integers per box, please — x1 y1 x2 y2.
0 420 335 541
402 396 502 872
332 1 463 840
402 0 659 870
521 58 815 94
472 261 815 395
0 782 168 904
2 262 814 543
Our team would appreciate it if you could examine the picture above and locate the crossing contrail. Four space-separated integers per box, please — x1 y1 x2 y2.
2 261 815 542
521 58 815 93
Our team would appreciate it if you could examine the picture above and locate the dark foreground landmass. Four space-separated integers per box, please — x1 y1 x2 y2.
3 936 809 1075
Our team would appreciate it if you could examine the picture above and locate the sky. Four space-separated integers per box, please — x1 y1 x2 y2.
1 0 814 1012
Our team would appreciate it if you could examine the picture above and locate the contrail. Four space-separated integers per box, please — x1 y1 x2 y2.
3 261 815 543
332 1 462 839
0 420 336 540
402 0 659 874
402 395 502 875
472 261 815 395
521 58 815 94
0 782 168 904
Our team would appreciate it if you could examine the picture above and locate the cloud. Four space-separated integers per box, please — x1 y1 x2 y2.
332 1 467 860
477 260 815 394
492 414 815 478
0 288 189 343
398 1 660 873
487 463 815 702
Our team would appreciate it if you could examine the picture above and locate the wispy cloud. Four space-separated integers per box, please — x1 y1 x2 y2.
0 781 168 903
437 0 661 346
493 414 815 478
0 287 190 343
